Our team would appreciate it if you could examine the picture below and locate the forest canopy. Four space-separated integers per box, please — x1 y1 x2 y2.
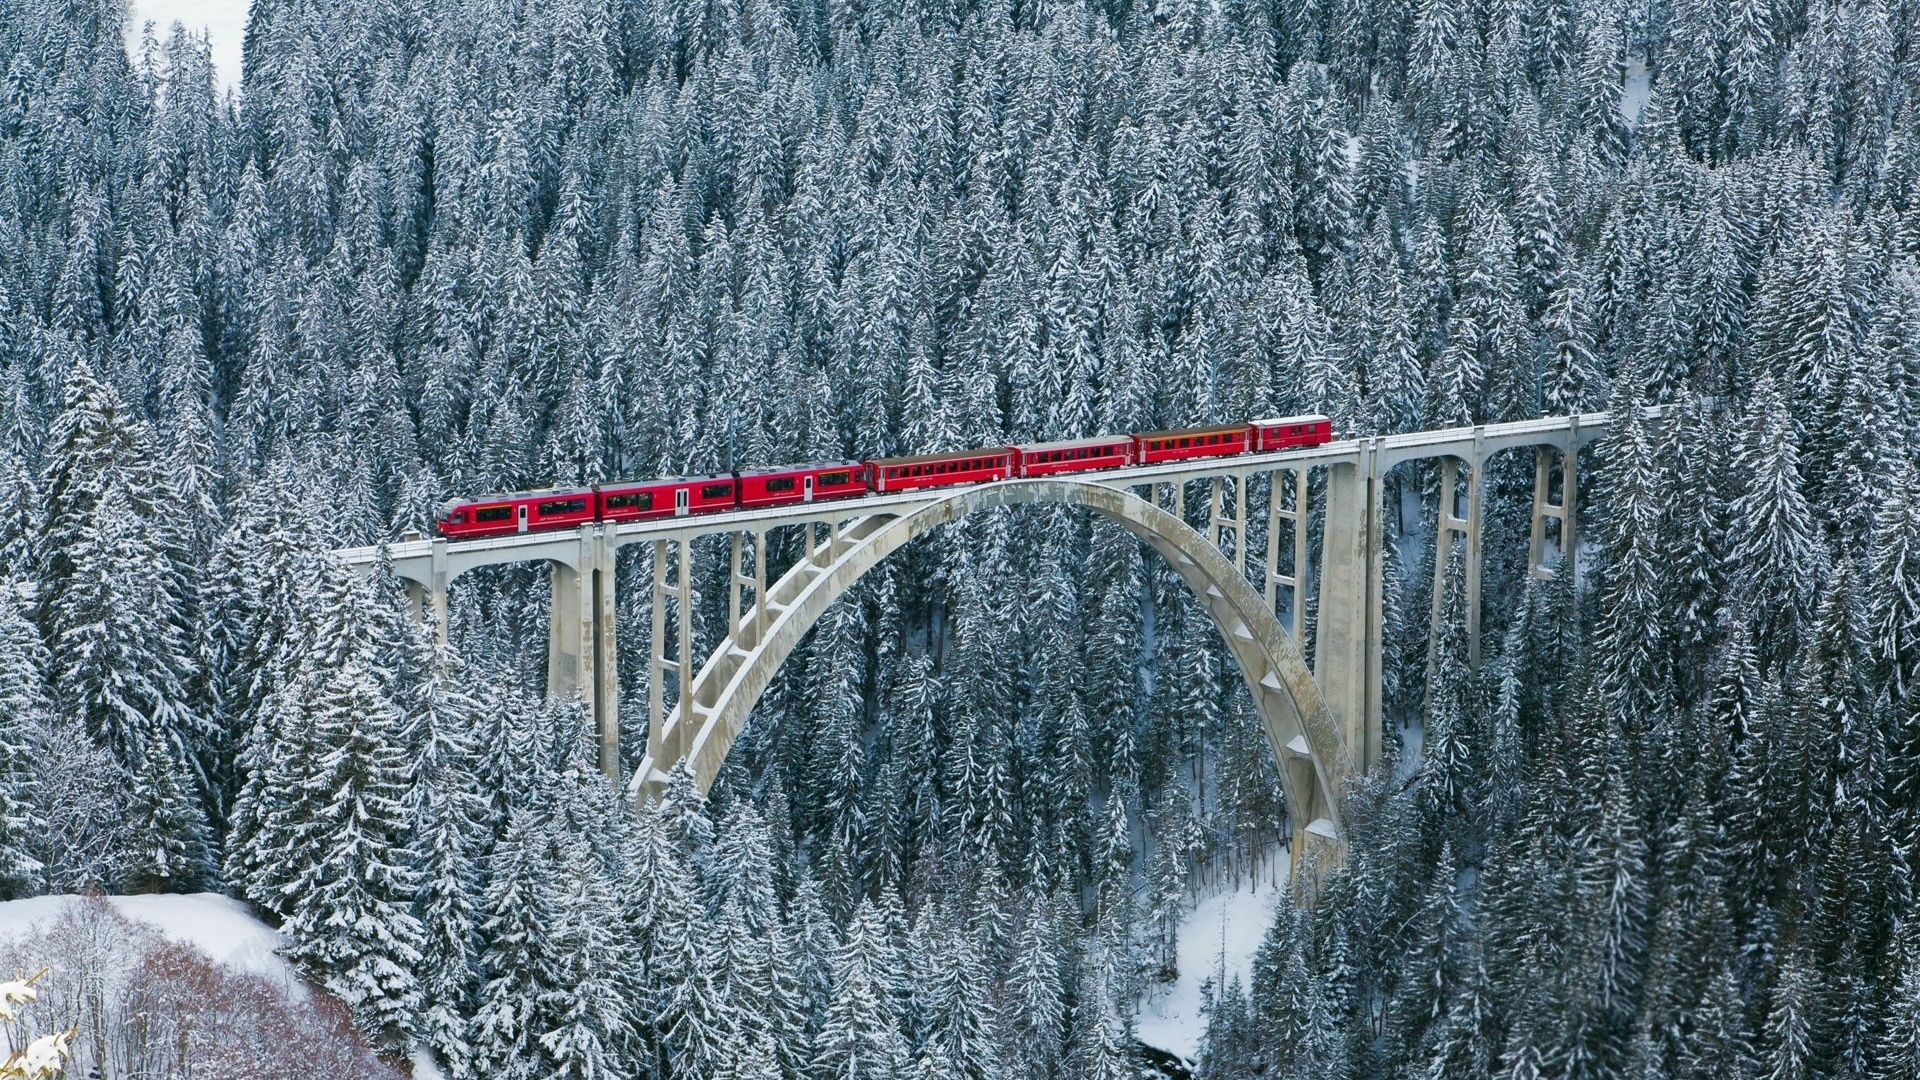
1 0 1919 1075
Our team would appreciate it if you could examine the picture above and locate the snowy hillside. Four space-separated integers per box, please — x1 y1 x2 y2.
1135 879 1285 1065
0 892 301 996
0 893 404 1078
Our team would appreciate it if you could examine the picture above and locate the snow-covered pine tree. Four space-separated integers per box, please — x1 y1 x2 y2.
0 577 45 897
1726 377 1827 673
47 479 212 889
279 566 426 1049
817 899 909 1080
406 635 492 1077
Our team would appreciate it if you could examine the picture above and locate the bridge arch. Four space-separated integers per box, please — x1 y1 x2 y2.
631 477 1353 864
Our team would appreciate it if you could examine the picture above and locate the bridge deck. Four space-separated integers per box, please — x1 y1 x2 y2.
338 410 1619 567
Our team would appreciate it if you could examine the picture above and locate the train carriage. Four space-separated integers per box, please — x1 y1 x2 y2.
1249 414 1334 452
1012 436 1134 478
436 488 596 539
1133 425 1251 464
866 449 1015 493
599 476 737 522
737 463 870 508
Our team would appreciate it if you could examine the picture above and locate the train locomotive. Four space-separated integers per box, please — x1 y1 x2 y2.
435 415 1334 539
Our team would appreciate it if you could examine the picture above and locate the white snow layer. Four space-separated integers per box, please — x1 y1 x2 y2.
0 892 305 999
411 1047 450 1080
1623 59 1652 126
1133 877 1283 1065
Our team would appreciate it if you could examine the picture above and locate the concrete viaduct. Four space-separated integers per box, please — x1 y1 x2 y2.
341 411 1627 870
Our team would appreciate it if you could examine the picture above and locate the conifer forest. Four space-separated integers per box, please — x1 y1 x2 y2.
4 0 1920 1074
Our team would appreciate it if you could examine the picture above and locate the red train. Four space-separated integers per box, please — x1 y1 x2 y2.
436 415 1334 538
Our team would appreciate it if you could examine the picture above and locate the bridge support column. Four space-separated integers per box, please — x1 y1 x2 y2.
1208 476 1246 575
1528 444 1577 581
644 538 695 788
730 530 772 646
430 539 449 642
593 531 618 780
1429 453 1484 675
399 540 450 640
1264 467 1309 641
549 529 620 782
1314 441 1384 777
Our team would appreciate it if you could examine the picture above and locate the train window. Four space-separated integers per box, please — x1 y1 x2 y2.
702 483 732 499
765 477 796 493
449 512 467 524
475 506 512 523
606 491 653 512
820 471 850 486
539 498 587 516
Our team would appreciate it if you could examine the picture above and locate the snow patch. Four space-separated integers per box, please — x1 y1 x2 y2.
1133 877 1283 1065
411 1047 450 1080
0 893 304 999
1622 59 1652 126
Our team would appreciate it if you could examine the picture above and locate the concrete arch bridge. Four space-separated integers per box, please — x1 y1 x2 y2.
342 411 1635 871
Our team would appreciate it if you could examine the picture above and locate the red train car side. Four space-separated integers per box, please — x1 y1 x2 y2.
1013 436 1134 478
1249 414 1334 452
1133 425 1250 464
866 450 1014 493
600 476 738 522
436 417 1342 539
437 488 596 539
737 463 870 508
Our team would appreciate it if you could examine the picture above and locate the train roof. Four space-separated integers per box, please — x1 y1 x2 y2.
736 461 865 475
598 474 734 489
1249 414 1332 426
867 448 1013 468
450 485 595 505
1134 423 1248 440
1012 434 1133 453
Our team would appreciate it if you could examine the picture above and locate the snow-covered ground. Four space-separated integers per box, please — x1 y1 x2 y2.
1623 59 1652 126
1134 876 1284 1065
0 892 303 998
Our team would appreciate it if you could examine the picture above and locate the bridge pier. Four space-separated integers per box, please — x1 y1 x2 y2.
1528 442 1578 581
1428 454 1485 672
646 537 694 776
547 529 620 781
1264 467 1309 642
1314 441 1385 778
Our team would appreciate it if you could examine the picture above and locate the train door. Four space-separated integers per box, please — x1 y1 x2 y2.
517 504 529 533
803 475 816 502
675 488 690 516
